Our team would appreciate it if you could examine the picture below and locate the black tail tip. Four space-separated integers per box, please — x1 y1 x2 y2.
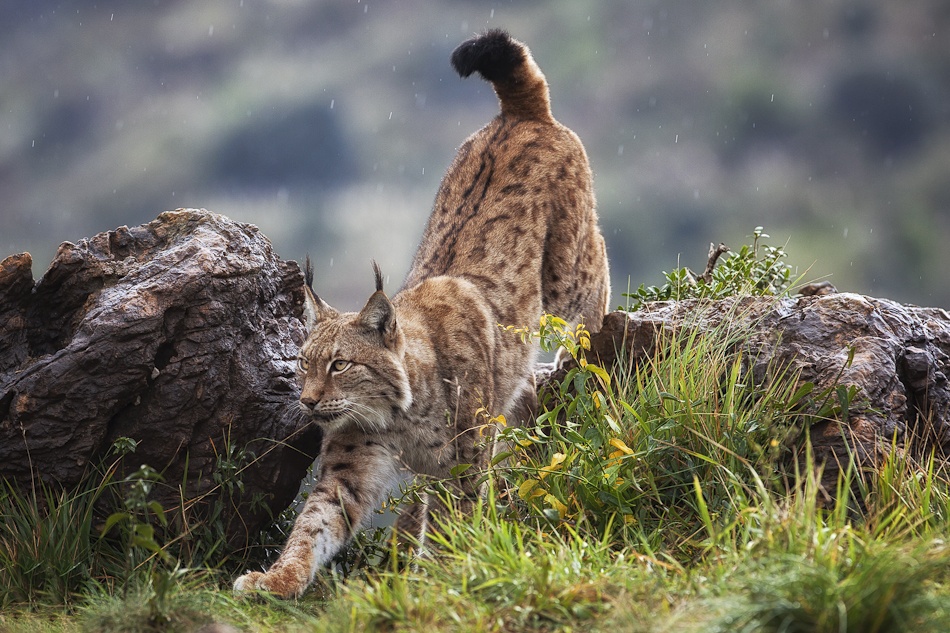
450 29 524 82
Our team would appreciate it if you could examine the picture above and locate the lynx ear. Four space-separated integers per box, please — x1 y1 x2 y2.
302 256 339 331
358 262 398 344
303 285 339 332
359 291 396 337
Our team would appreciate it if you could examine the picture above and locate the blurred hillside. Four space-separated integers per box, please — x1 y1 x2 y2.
2 0 948 308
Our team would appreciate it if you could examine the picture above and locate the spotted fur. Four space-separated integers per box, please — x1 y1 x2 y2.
234 29 610 599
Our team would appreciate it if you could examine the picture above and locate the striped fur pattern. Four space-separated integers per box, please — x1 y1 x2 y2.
234 29 610 598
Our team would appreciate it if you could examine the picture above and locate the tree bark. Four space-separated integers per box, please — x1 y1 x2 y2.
0 209 321 548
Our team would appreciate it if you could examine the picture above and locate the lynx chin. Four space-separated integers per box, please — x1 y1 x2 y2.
234 29 610 598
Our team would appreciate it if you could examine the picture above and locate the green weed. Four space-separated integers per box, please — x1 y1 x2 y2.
0 465 116 609
625 226 794 310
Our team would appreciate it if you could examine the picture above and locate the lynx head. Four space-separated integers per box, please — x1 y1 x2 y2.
297 262 411 433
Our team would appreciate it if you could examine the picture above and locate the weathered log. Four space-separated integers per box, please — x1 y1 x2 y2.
550 294 950 492
0 209 320 548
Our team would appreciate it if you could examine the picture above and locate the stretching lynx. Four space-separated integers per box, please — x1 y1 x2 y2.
234 29 609 598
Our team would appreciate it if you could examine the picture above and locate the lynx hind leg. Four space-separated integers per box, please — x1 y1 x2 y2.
390 493 455 557
393 497 429 555
392 481 485 557
584 227 612 332
568 227 611 333
541 228 609 372
542 226 611 334
507 375 539 426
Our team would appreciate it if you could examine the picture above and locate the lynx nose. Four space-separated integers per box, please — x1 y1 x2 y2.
300 383 321 411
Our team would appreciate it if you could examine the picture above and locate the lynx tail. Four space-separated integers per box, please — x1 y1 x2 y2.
450 29 552 122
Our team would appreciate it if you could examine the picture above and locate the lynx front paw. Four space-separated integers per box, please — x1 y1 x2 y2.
233 571 267 594
233 569 308 600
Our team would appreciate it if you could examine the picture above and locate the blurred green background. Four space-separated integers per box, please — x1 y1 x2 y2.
2 1 948 308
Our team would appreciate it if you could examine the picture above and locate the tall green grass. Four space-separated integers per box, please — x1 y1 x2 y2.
0 473 107 609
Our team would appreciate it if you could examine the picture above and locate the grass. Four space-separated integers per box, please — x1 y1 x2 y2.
0 467 112 610
3 232 950 631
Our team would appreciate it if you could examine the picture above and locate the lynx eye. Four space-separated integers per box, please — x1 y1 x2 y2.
296 357 310 373
329 359 352 374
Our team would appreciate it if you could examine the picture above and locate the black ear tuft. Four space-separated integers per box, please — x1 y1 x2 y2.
450 29 523 82
359 261 397 344
301 257 339 330
372 260 384 293
304 255 315 291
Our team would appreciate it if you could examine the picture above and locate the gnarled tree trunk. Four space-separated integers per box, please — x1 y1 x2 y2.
0 209 320 548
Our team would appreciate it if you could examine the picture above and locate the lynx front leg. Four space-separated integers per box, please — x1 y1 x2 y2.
234 434 400 598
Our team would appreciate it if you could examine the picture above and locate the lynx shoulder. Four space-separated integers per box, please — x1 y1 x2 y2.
234 29 609 599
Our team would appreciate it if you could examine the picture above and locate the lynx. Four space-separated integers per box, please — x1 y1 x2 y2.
234 29 610 598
